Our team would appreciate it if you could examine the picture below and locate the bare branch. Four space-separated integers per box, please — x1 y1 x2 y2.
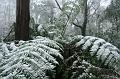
72 22 82 29
54 0 62 10
54 0 82 29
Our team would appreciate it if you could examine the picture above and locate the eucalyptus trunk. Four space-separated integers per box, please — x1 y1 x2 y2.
15 0 30 41
81 0 88 36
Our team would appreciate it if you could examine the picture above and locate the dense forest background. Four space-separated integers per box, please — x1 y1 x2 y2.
0 0 120 48
0 0 120 79
0 0 117 45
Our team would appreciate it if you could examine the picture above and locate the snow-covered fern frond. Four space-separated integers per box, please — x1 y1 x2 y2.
34 36 63 51
0 37 63 79
61 35 120 79
0 43 9 59
70 35 84 45
72 35 120 70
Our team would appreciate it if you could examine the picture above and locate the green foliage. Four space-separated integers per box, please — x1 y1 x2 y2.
55 0 82 37
0 37 63 79
71 35 120 69
103 0 120 50
29 17 40 38
56 35 120 79
1 35 120 79
105 0 120 23
31 0 56 24
96 26 120 49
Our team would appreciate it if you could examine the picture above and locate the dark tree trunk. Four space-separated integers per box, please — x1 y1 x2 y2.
15 0 30 41
81 0 88 36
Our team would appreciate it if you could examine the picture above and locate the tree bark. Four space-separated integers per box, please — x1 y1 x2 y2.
15 0 30 41
81 0 88 36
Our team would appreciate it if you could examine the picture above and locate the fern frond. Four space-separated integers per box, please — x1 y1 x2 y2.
74 35 120 69
0 37 63 79
0 43 9 57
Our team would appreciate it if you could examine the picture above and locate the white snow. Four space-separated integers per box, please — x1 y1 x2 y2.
75 35 120 70
0 37 63 79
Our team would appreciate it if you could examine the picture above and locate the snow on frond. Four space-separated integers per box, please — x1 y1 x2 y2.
33 36 63 51
9 42 18 51
66 59 106 79
35 36 49 40
82 37 98 50
0 37 63 79
75 36 91 47
74 35 120 69
35 36 63 49
18 40 25 46
70 35 84 45
72 35 84 41
0 43 9 58
90 39 106 56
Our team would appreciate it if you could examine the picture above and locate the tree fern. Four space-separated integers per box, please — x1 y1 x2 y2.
61 35 120 79
0 43 9 58
73 35 120 69
0 37 63 79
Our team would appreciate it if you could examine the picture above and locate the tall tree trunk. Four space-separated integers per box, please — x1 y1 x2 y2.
81 0 88 36
15 0 30 41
